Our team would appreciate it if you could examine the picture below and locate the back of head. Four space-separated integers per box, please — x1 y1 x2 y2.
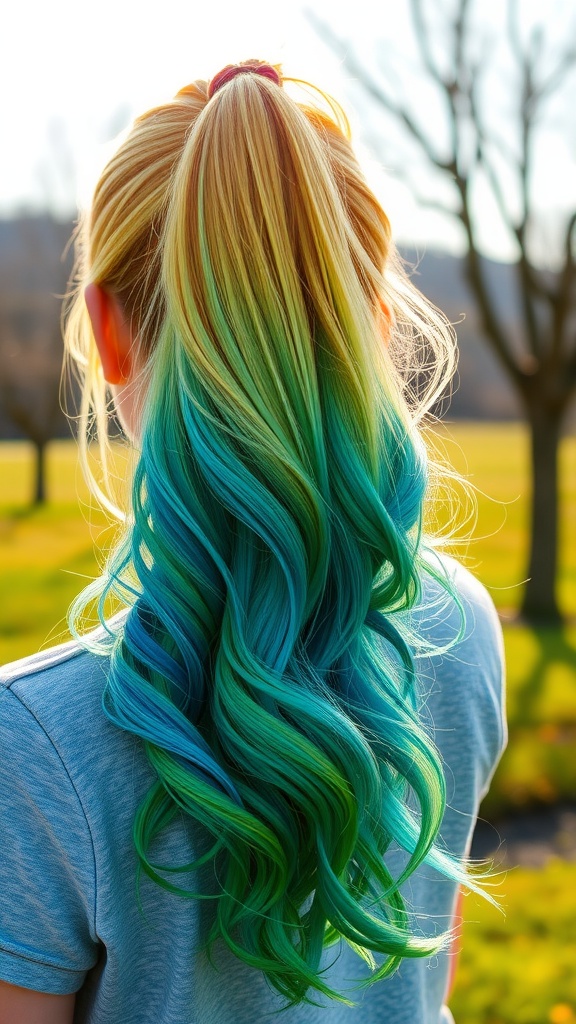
65 60 466 1007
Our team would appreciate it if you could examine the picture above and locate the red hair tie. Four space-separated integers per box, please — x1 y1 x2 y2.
207 60 281 99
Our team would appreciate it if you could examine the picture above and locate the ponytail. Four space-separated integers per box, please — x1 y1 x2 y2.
66 65 474 1007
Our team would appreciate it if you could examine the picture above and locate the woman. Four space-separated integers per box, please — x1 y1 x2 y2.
0 60 506 1023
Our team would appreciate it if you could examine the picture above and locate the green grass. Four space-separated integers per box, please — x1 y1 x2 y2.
449 859 576 1024
2 426 576 716
2 427 575 812
427 421 576 616
0 439 126 661
427 423 576 816
1 426 575 1024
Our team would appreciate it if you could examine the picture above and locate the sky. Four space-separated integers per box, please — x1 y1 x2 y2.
2 0 575 263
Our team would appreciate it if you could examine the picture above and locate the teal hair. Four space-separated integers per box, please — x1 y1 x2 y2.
67 68 475 1007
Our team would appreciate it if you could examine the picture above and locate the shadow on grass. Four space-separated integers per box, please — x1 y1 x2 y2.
479 620 576 820
514 626 576 726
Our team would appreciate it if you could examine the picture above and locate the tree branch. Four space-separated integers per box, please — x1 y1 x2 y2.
410 0 445 84
304 11 455 173
536 44 576 101
376 161 460 219
409 0 524 380
455 185 524 383
307 0 575 392
551 211 576 369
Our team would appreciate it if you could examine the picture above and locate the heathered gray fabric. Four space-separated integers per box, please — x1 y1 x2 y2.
0 558 506 1023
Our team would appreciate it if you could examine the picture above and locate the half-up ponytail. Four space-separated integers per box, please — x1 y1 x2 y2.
66 65 474 1007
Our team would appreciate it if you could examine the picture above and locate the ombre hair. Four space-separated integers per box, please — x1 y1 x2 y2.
64 63 476 1007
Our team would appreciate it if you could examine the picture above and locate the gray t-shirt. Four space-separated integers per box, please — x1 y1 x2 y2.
0 558 506 1023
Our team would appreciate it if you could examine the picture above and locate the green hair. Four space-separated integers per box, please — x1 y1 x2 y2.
65 65 478 1007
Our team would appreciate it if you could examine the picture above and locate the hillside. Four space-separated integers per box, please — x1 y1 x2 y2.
0 217 524 440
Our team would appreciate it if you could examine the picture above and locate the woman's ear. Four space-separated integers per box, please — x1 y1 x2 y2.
84 283 133 385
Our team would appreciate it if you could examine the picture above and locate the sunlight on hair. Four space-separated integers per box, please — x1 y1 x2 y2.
63 63 492 1007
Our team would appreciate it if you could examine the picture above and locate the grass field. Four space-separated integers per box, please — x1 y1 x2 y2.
425 422 576 616
1 427 576 815
450 860 576 1024
1 425 575 1024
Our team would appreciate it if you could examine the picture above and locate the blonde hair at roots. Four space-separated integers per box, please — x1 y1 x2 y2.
64 71 457 519
62 65 481 1007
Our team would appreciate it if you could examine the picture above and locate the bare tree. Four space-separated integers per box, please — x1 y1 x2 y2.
0 216 72 504
308 0 576 624
0 108 132 505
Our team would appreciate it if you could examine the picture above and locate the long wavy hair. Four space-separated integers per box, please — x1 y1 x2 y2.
65 62 475 1007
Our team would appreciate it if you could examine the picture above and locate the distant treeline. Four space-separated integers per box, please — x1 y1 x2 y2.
0 215 526 441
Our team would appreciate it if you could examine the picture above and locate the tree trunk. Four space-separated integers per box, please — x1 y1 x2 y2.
33 439 47 505
521 406 563 624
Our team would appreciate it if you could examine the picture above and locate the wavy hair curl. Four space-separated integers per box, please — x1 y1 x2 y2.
65 63 474 1007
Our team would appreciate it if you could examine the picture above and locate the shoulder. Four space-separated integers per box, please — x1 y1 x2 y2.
410 553 507 797
1 635 91 690
0 616 126 723
0 653 96 854
0 643 102 995
2 636 103 725
416 552 502 643
0 611 154 831
0 623 122 781
412 552 504 687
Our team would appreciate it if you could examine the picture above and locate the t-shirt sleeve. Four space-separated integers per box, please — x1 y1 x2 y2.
413 557 508 806
0 685 100 994
447 560 508 801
